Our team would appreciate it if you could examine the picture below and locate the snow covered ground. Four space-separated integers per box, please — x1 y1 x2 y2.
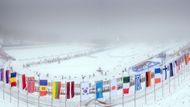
0 40 190 107
3 40 188 82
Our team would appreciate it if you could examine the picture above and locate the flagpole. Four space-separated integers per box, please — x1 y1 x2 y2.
3 72 5 100
122 70 124 107
10 73 11 103
51 80 53 107
145 72 147 104
174 63 176 90
178 62 180 86
109 79 111 107
169 67 171 94
80 81 82 107
154 72 156 101
38 75 40 107
134 75 136 107
27 76 29 107
17 74 20 107
162 66 164 97
65 81 67 107
95 81 96 107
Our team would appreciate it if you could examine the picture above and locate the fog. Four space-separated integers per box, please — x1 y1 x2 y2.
0 0 190 43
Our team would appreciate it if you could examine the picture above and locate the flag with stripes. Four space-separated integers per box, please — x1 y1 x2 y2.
185 53 190 65
52 81 61 100
154 68 161 84
22 74 26 90
67 81 75 99
27 77 35 93
146 71 152 87
175 59 181 73
123 76 130 94
40 80 48 96
10 72 17 87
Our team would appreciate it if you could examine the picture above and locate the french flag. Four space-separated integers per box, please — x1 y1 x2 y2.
154 68 161 84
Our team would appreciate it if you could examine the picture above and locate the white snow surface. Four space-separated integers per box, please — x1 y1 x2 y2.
0 40 190 107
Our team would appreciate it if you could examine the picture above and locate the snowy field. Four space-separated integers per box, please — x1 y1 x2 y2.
0 40 190 107
3 41 188 82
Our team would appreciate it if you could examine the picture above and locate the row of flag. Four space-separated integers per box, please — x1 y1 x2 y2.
0 54 188 101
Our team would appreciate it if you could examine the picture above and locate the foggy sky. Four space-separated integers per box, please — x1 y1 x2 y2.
0 0 190 43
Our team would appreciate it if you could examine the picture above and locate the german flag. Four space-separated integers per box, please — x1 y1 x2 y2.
40 80 48 96
146 71 152 87
10 72 17 87
52 81 61 100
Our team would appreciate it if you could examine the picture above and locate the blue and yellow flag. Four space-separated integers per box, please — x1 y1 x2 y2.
10 72 17 87
40 80 48 96
96 80 103 99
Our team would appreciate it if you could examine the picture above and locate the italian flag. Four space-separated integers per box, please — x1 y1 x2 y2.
123 76 130 94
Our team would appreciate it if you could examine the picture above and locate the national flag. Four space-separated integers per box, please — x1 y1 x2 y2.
185 53 190 65
27 77 35 93
67 81 75 99
96 80 103 99
80 82 90 101
135 74 142 91
154 68 161 84
52 81 61 100
146 71 152 87
22 74 26 90
10 72 17 87
39 80 48 96
0 68 4 81
170 63 174 77
162 65 168 80
110 79 117 95
6 70 10 84
175 60 180 73
123 76 130 94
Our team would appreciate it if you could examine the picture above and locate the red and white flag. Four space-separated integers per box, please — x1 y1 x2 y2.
67 81 75 99
110 79 117 96
28 77 35 93
22 74 26 90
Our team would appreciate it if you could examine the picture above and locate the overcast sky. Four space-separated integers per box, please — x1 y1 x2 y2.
0 0 190 43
